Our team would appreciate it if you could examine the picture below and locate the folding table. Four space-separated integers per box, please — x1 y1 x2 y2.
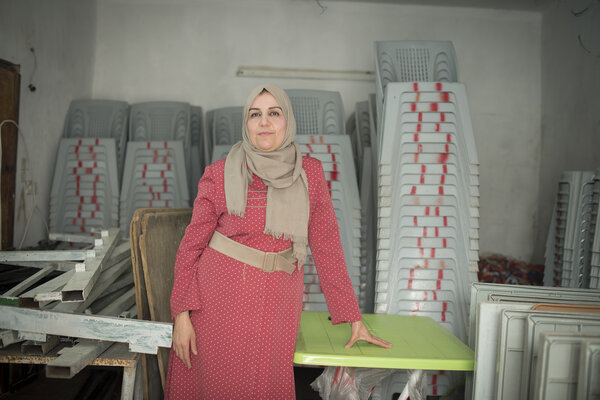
294 311 474 398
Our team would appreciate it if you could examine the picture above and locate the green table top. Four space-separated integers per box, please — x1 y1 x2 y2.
293 312 474 371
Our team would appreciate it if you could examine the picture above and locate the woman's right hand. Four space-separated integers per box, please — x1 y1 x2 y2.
172 311 197 369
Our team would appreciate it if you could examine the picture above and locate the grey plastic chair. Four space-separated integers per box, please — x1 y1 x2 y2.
128 101 192 187
190 106 204 199
285 89 345 135
62 100 129 184
211 106 243 146
374 40 458 126
49 138 120 235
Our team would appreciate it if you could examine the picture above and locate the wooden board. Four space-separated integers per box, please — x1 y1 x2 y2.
139 209 192 390
130 208 160 399
130 208 191 399
0 59 20 250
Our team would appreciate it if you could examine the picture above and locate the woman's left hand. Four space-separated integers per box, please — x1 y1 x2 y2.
345 320 393 349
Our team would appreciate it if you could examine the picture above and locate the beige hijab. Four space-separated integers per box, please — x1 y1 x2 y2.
224 84 308 267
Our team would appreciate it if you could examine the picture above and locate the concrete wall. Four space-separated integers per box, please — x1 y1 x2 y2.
0 0 97 248
93 0 542 260
534 2 600 263
2 0 544 261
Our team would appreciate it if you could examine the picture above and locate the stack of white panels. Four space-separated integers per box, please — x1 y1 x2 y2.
49 138 119 235
544 171 598 288
62 100 129 184
374 82 479 345
467 282 600 400
296 135 365 311
119 141 190 236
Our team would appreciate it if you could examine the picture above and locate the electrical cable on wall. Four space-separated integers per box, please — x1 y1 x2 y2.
28 47 37 92
0 119 48 249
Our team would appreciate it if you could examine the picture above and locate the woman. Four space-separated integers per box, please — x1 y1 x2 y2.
166 84 391 399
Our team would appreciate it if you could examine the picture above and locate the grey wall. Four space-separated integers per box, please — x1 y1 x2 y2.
0 0 97 248
1 0 552 264
534 1 600 263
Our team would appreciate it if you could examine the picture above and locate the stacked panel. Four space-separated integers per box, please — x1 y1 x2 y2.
296 135 365 311
544 170 599 288
119 141 190 236
374 82 479 345
49 138 120 235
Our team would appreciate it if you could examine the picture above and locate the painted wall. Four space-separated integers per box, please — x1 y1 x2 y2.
534 2 600 263
2 0 544 261
0 0 97 248
93 0 542 260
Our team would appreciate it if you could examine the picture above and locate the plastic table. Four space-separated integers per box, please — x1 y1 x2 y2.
294 312 474 399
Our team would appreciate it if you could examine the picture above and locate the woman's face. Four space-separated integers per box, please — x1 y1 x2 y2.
246 92 287 152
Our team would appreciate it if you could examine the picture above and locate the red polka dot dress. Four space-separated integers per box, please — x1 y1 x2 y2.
165 156 361 399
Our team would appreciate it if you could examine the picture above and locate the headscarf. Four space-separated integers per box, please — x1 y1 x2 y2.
224 84 309 267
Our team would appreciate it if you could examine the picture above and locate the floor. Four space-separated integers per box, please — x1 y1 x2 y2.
0 364 324 400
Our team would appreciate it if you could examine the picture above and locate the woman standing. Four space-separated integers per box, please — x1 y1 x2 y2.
166 84 391 399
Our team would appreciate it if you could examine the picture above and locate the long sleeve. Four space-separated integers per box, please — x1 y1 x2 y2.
170 163 219 319
307 160 362 325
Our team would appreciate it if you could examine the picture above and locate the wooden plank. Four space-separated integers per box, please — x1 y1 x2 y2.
2 265 57 296
61 228 120 302
0 342 136 368
139 209 192 390
0 249 95 262
0 305 172 354
0 60 20 250
46 339 112 379
130 208 188 400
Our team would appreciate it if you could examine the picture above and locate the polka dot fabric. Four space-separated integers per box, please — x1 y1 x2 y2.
165 156 361 399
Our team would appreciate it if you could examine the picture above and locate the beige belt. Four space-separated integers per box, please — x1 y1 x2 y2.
208 231 297 275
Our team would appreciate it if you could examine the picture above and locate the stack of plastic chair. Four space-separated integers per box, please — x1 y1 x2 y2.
296 135 365 311
372 40 477 400
119 141 189 236
374 81 479 336
354 101 377 313
204 110 214 168
374 41 458 127
590 170 600 289
544 170 599 288
49 138 120 235
285 89 345 135
129 102 192 184
209 106 243 163
62 100 129 184
121 102 193 235
189 106 205 199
